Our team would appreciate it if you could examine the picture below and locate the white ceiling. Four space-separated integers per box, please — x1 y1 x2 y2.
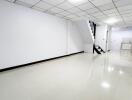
5 0 132 27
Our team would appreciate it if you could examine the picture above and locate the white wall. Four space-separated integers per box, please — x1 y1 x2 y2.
111 27 132 51
76 20 94 53
107 26 112 51
67 21 84 54
95 25 108 51
0 0 83 69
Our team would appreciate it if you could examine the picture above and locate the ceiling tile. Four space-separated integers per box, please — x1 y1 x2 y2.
67 7 82 13
120 10 132 14
58 11 71 16
89 0 112 6
77 2 94 10
57 1 74 10
4 0 132 26
95 16 106 20
124 18 132 22
34 1 53 10
118 5 132 12
66 14 78 18
98 3 115 11
107 13 120 17
86 8 100 14
122 13 132 17
63 16 72 20
32 6 46 12
55 14 65 18
15 0 33 7
42 0 65 5
73 16 89 20
103 9 117 14
85 14 92 18
6 0 15 2
71 17 82 21
114 21 124 26
75 11 88 16
48 7 64 14
113 0 120 2
45 10 56 15
115 0 132 7
18 0 40 5
91 12 104 17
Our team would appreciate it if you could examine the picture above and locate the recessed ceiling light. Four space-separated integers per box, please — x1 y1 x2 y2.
119 70 124 74
101 81 110 89
104 18 119 25
68 0 86 4
108 67 114 72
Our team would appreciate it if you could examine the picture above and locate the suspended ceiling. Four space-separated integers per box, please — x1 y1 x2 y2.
5 0 132 27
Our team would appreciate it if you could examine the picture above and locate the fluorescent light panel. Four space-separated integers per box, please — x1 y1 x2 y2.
68 0 87 4
101 81 110 89
104 17 119 25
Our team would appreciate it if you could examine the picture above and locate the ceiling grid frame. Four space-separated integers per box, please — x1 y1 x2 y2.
4 0 132 26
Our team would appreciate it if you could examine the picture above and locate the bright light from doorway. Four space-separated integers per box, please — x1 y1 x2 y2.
104 18 119 25
68 0 86 4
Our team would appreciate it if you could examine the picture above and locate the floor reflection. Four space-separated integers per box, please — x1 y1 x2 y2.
0 52 132 100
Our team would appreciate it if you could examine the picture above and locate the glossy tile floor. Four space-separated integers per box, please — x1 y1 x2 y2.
0 52 132 100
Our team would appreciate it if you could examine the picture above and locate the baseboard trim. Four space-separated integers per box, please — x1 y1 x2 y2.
0 51 84 72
